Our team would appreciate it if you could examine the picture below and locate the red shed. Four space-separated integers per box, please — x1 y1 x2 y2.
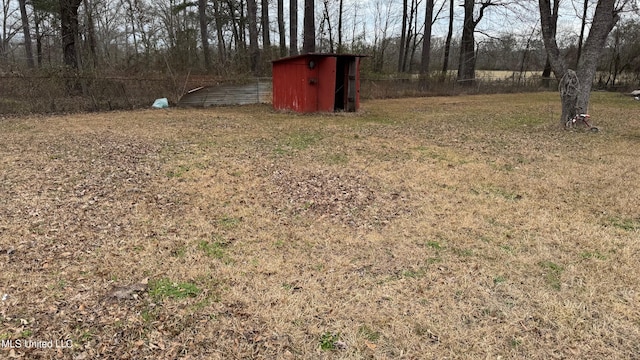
272 53 365 113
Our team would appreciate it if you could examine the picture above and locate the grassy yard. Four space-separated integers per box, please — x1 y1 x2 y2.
1 92 639 359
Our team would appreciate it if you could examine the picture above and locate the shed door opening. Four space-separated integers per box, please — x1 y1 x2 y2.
334 57 357 112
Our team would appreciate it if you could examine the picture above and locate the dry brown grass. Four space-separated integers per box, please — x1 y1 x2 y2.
1 92 639 359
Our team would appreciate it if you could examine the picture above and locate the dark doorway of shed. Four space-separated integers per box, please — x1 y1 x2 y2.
334 57 357 112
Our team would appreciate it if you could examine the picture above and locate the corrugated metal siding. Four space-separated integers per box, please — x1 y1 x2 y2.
272 58 311 112
178 81 272 107
272 54 365 113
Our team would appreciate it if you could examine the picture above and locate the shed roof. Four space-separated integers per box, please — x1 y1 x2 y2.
272 53 367 64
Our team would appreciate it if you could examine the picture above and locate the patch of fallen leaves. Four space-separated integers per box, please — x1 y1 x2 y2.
271 167 411 229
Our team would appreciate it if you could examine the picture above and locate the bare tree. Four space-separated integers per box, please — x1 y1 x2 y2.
1 0 20 61
420 0 434 81
277 0 286 56
59 0 83 68
441 0 454 76
289 0 297 55
605 18 640 87
247 0 259 73
398 0 407 72
575 0 589 68
18 0 35 67
261 0 270 59
320 0 334 52
82 0 98 68
457 0 495 85
302 0 314 53
198 0 211 70
540 0 559 87
539 0 623 126
371 0 393 72
337 0 343 52
213 0 226 63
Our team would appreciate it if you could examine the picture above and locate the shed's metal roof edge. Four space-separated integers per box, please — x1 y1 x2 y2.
272 53 368 63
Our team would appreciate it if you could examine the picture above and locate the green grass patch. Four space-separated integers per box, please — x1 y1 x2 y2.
276 132 323 155
538 261 564 290
197 240 233 264
581 251 607 260
319 332 340 351
605 217 640 231
166 164 190 178
149 278 201 300
325 153 349 165
218 216 241 229
402 268 427 279
481 185 523 201
358 325 381 342
453 248 474 257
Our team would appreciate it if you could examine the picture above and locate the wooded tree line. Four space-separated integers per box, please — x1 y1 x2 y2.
0 0 639 88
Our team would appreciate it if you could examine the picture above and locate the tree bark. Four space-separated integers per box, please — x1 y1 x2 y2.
82 0 97 69
247 0 260 73
261 0 271 59
321 0 333 52
277 0 286 57
457 0 476 85
289 0 298 55
441 0 453 76
539 0 618 125
18 0 35 68
59 0 82 68
337 0 343 52
213 0 226 64
302 0 314 53
457 0 492 86
198 0 212 70
575 0 588 69
420 0 434 86
398 0 407 72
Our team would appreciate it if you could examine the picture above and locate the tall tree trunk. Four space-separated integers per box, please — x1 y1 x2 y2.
540 0 558 88
226 0 242 52
18 0 34 68
198 0 212 70
247 0 260 73
398 0 407 72
34 9 42 66
539 0 619 126
457 0 491 86
321 0 333 52
575 0 588 69
457 0 476 85
261 0 271 60
441 0 453 76
289 0 298 55
302 0 314 53
214 0 226 64
420 0 434 85
541 57 553 87
337 0 343 52
401 0 416 72
59 0 83 69
124 0 138 61
82 0 98 69
277 0 286 57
